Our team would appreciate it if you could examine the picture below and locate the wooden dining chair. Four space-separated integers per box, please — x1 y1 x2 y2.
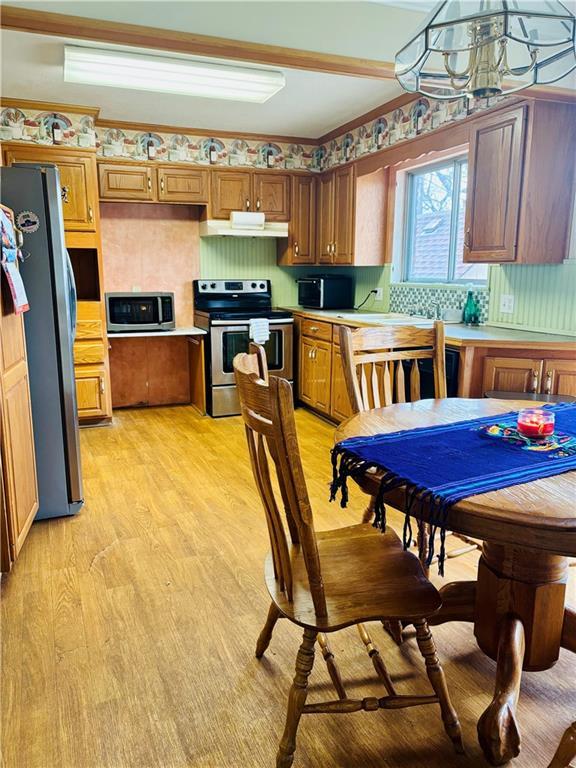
234 347 463 767
339 321 481 570
548 722 576 768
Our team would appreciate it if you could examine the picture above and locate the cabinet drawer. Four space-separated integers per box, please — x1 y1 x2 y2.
75 365 108 418
332 324 358 345
74 340 106 365
76 301 103 340
301 318 332 341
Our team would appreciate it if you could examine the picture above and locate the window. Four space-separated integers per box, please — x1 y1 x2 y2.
402 157 488 283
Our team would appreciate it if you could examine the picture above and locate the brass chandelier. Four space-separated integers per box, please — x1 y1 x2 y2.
395 0 576 100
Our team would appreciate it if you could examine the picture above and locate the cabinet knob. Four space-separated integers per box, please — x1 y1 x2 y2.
309 326 319 332
256 198 261 211
294 242 299 256
245 199 250 210
531 369 540 393
544 370 552 395
147 176 152 191
88 206 94 223
160 177 165 193
99 377 105 395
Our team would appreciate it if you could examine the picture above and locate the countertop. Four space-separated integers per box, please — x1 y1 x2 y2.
107 326 206 339
283 308 576 349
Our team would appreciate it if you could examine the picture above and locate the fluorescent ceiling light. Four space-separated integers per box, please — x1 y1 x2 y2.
64 46 285 103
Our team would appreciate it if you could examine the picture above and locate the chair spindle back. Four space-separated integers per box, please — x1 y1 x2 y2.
339 320 447 413
234 349 327 619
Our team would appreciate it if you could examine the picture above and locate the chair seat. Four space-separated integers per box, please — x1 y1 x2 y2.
265 524 441 632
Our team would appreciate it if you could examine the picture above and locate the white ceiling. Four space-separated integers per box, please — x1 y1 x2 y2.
1 30 404 138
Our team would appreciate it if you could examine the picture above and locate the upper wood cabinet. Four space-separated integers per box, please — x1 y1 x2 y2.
3 143 98 232
464 106 526 263
464 100 576 264
210 169 290 220
333 166 355 264
98 162 155 201
210 170 251 217
253 172 290 221
277 175 316 265
317 172 335 264
157 167 208 204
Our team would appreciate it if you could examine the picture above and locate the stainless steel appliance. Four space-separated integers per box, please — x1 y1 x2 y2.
193 279 293 417
1 165 83 518
297 275 354 309
106 292 175 333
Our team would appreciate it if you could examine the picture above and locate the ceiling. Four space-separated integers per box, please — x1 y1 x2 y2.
2 1 574 139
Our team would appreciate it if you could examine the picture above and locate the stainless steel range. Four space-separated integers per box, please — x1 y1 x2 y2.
193 279 293 417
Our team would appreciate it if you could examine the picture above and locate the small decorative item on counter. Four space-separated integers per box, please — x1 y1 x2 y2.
462 290 480 325
517 408 555 438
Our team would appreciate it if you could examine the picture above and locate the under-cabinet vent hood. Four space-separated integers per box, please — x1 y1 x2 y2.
200 211 288 238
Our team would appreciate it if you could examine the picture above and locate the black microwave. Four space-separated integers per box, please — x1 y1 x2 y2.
296 275 354 309
106 292 175 333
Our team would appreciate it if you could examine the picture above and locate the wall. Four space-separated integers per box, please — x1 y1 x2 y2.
100 203 200 327
199 237 391 310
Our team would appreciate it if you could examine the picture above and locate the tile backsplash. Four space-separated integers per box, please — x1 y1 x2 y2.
389 283 489 323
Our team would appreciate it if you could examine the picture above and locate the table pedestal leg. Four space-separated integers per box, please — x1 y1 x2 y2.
547 722 576 768
477 615 524 766
474 542 569 765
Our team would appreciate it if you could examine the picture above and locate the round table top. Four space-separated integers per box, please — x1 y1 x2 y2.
335 398 576 557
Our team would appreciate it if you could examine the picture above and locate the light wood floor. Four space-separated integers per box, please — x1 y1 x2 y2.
2 405 574 768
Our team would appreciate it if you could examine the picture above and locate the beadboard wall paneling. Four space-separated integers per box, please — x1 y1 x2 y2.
199 238 391 309
488 263 576 335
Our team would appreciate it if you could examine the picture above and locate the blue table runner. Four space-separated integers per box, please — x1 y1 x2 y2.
330 403 576 574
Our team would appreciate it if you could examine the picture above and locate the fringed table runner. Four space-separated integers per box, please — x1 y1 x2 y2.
330 403 576 574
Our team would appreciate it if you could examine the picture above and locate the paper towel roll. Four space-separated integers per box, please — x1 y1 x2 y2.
230 211 265 229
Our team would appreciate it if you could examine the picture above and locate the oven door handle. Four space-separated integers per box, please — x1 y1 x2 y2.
209 318 294 327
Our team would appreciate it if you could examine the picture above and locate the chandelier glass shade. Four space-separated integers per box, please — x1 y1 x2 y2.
395 0 576 100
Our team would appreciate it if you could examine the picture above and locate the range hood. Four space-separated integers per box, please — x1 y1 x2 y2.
200 211 288 238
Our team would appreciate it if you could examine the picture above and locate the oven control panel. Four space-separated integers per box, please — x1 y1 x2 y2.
195 279 269 294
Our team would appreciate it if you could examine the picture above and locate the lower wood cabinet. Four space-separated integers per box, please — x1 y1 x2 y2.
330 346 353 422
482 356 543 395
75 365 111 419
298 336 332 413
542 359 576 398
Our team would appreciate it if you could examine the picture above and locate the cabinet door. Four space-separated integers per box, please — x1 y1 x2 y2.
313 340 332 413
253 173 290 221
482 356 543 395
317 173 335 264
147 338 191 405
4 146 97 232
330 346 353 423
299 337 316 406
157 167 209 204
291 176 316 264
211 170 252 218
542 359 576 398
333 165 355 265
75 365 110 418
98 162 155 201
109 338 149 408
464 106 526 263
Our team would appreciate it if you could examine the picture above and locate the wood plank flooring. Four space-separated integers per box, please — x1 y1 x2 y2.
2 405 575 768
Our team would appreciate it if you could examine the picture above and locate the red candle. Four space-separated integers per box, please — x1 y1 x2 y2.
517 408 555 438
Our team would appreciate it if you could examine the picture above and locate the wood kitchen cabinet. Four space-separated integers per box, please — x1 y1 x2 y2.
482 356 543 395
0 238 38 570
98 162 155 201
2 143 98 233
74 302 112 422
278 175 316 265
298 337 332 413
333 165 355 264
542 360 576 398
317 172 335 264
330 346 353 422
210 169 290 220
157 166 208 204
75 364 110 419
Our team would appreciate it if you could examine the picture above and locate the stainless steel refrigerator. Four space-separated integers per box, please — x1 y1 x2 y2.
1 165 83 518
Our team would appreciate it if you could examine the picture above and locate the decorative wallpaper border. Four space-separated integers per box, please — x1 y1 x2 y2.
0 94 501 172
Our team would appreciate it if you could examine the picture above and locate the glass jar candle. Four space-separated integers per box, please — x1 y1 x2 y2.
517 408 555 438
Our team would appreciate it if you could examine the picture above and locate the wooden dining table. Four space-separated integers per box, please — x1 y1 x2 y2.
335 398 576 767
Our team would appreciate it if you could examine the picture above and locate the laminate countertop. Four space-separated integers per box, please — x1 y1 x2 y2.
107 327 206 339
283 308 576 350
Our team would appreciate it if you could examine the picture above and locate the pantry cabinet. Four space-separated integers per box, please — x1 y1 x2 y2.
73 302 112 422
2 143 98 233
210 169 290 220
278 175 316 265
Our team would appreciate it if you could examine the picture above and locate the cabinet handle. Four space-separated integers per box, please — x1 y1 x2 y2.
61 185 70 204
245 198 250 210
88 206 93 223
544 370 552 395
147 176 152 191
531 369 540 393
160 177 165 193
308 348 314 359
312 347 317 360
294 242 299 256
99 377 105 395
464 229 471 249
332 242 337 255
256 198 261 211
309 326 319 332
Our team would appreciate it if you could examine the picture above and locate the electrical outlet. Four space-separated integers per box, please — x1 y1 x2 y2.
500 294 515 314
373 287 384 302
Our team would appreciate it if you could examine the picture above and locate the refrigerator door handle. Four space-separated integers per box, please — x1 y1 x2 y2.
65 249 77 342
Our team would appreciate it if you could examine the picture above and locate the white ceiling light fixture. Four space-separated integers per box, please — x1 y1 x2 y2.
64 46 286 103
395 0 576 100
